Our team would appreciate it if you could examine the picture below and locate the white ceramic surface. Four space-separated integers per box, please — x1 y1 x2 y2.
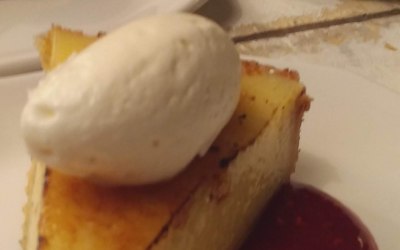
1 58 399 249
0 0 208 76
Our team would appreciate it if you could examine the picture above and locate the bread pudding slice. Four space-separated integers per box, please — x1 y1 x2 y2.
22 27 310 250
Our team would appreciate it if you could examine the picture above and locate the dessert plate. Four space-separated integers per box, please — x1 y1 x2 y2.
1 58 399 250
0 0 208 76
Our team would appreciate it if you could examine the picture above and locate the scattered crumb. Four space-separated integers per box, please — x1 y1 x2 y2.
384 42 397 51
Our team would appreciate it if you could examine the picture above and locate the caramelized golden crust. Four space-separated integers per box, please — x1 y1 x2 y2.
241 61 300 81
35 25 103 71
39 166 205 250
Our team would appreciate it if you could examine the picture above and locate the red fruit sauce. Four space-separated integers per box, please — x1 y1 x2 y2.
241 183 378 250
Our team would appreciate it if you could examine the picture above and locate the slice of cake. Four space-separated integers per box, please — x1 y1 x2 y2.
22 20 310 250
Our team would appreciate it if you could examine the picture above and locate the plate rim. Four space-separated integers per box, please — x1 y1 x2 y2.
0 0 208 77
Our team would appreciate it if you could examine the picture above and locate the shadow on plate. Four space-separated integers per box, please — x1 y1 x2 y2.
294 151 340 188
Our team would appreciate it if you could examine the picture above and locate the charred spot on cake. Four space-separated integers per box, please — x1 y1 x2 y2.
215 106 279 169
209 145 220 153
38 235 48 249
219 151 239 168
281 68 300 81
208 173 231 203
297 90 312 112
238 113 247 124
43 169 51 195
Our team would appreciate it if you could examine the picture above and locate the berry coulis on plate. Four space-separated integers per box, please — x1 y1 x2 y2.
241 183 378 250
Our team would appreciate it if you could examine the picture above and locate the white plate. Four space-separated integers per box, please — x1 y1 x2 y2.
0 0 207 76
1 58 399 250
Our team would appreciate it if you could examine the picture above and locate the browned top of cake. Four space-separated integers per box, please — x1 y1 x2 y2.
242 61 300 81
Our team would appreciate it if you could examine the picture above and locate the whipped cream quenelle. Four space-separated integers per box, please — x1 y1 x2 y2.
21 14 241 185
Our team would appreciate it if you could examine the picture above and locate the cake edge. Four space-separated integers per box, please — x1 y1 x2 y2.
22 161 46 250
150 67 310 249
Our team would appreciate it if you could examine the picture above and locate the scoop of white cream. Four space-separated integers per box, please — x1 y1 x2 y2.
21 14 241 185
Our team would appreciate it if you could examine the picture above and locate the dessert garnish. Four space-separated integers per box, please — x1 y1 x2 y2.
21 14 241 185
